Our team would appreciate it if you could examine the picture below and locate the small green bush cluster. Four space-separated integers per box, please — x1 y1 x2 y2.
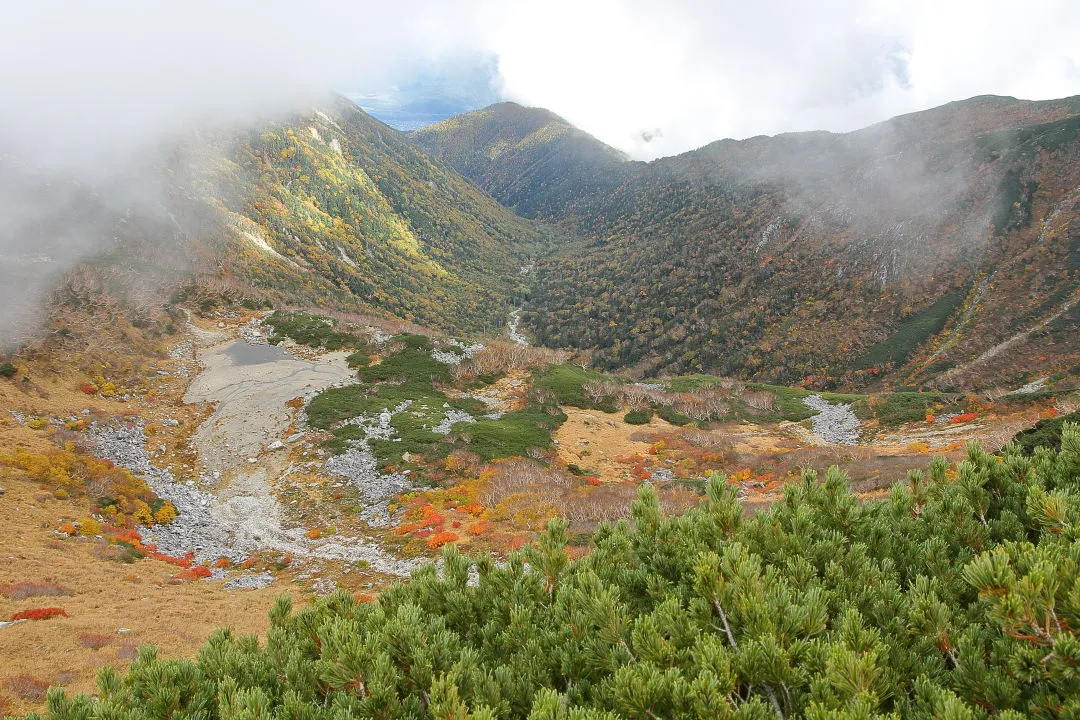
532 364 605 407
266 311 360 351
0 361 16 379
459 405 567 462
623 408 652 425
308 336 563 467
1012 408 1080 455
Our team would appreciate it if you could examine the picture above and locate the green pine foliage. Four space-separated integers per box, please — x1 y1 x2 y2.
623 408 653 425
266 312 363 351
29 424 1080 719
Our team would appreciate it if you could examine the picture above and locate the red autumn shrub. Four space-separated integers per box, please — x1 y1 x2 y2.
173 566 212 581
79 383 97 394
108 528 144 546
466 519 491 536
11 607 69 621
426 531 458 549
146 550 194 568
949 412 979 424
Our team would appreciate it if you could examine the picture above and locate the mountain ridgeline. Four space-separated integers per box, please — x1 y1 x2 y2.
416 96 1080 390
13 93 1078 389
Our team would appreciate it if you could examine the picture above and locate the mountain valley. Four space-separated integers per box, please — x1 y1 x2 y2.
2 91 1080 718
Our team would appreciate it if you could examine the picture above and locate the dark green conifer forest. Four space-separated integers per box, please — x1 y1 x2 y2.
32 425 1080 719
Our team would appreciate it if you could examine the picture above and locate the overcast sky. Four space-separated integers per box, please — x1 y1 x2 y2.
2 0 1079 164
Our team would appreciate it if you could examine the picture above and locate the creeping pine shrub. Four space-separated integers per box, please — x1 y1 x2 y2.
0 362 16 378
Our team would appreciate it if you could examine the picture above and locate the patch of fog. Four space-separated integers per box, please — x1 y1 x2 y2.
803 394 860 445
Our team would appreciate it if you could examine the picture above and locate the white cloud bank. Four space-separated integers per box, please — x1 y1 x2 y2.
485 0 1080 158
1 0 1077 164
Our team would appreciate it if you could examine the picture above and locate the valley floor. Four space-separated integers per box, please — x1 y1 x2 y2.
0 307 1073 713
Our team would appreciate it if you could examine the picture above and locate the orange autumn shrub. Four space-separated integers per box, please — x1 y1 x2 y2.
466 519 491 536
305 528 323 540
1 446 170 528
173 566 212 581
395 502 447 535
11 607 69 621
58 522 77 535
213 557 232 569
949 412 978 424
426 531 458 549
146 550 195 568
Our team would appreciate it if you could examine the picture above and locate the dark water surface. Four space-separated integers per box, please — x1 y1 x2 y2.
224 340 291 366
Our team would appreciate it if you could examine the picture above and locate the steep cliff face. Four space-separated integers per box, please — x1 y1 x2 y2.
418 96 1080 388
